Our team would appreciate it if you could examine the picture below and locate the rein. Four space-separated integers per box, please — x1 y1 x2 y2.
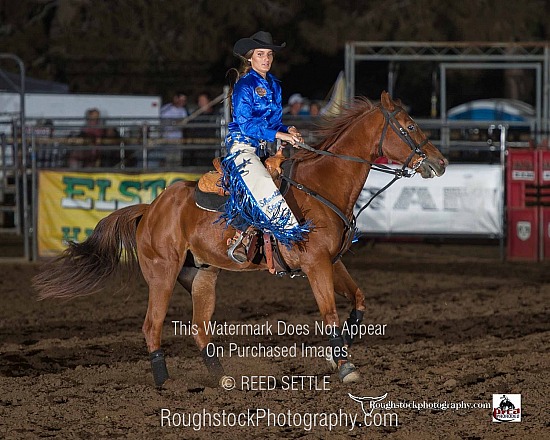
291 104 430 218
293 140 407 221
280 104 430 262
294 140 411 177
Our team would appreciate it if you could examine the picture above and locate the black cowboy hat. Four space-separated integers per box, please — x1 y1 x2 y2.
233 31 286 56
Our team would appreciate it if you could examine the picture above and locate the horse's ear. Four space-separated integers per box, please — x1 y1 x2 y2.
381 91 395 111
394 98 403 108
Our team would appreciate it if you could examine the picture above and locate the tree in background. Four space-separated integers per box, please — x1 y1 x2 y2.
1 0 549 111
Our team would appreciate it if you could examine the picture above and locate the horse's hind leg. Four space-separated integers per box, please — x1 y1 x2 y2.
177 263 224 381
333 260 366 348
189 266 224 380
141 259 181 388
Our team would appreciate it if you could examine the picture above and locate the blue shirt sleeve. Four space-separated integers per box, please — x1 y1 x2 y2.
232 73 288 142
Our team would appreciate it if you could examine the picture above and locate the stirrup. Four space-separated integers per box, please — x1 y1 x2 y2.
227 232 248 264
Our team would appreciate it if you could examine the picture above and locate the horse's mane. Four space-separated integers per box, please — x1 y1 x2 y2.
293 97 377 161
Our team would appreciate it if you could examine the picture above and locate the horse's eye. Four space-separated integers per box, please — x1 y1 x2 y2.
408 124 415 131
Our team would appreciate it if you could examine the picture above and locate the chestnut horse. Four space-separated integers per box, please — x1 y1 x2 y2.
33 92 448 387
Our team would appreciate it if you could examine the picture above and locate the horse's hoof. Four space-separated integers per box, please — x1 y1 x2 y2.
338 362 361 383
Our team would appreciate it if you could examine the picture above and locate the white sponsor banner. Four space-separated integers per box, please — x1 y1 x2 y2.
355 164 504 235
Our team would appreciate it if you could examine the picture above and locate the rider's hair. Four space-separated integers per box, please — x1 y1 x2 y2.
225 49 254 117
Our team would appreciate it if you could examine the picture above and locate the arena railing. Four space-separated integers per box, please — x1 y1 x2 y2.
25 116 225 171
17 115 532 171
0 114 535 260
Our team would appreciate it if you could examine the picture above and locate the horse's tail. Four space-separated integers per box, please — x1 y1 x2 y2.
33 204 149 300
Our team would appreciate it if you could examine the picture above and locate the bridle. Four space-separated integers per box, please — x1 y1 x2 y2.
293 103 428 176
288 103 431 213
377 104 428 172
279 103 432 264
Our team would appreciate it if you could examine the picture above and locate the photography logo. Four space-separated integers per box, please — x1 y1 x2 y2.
348 392 388 417
492 394 521 422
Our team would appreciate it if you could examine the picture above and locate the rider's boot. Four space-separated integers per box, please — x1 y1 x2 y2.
227 226 254 264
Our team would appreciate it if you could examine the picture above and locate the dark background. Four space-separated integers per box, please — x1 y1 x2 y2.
1 0 549 115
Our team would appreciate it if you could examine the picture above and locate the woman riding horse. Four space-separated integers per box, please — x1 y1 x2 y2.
33 90 448 388
223 31 309 263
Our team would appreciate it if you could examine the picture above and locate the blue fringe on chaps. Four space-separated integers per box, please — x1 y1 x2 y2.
221 142 310 247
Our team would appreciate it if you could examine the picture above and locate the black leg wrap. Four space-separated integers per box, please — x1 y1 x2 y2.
201 347 224 378
150 349 169 388
328 326 347 363
343 309 364 347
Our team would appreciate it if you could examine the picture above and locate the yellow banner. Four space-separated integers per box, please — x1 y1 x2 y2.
37 170 202 257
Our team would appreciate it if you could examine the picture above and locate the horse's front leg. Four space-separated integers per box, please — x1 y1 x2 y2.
303 258 361 383
333 260 366 348
190 266 225 381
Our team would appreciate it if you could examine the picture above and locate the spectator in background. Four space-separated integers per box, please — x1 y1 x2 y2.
68 108 103 168
35 119 64 168
309 101 321 117
158 91 189 167
182 91 219 166
160 91 189 139
286 93 308 116
79 108 120 168
187 91 217 137
196 91 216 116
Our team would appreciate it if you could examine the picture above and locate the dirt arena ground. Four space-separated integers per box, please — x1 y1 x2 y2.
0 240 548 439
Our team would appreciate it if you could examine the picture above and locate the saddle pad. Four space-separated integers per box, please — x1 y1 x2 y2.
194 185 229 212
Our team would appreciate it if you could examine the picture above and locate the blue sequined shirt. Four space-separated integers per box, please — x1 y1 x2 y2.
226 69 289 151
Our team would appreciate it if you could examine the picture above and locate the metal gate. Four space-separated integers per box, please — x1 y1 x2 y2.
0 54 28 259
